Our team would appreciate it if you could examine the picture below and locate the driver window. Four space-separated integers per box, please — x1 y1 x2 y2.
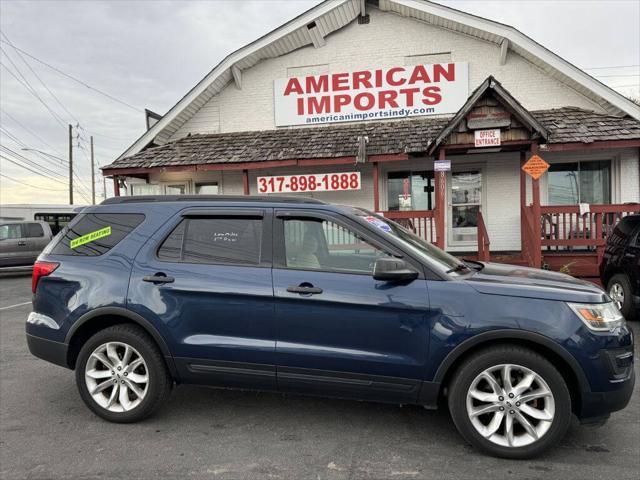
0 224 22 241
283 218 391 273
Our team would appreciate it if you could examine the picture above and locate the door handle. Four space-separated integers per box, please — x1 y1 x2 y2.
287 285 323 295
18 241 26 246
142 274 175 284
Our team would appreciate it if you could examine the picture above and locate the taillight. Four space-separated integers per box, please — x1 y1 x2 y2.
32 261 59 293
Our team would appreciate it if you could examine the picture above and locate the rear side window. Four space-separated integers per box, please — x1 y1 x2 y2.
50 213 145 256
158 217 262 266
25 223 44 238
610 216 640 247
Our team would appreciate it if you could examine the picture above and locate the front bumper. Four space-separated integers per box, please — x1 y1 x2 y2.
578 344 635 422
26 333 70 369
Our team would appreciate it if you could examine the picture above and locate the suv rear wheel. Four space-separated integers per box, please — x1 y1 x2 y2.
75 324 172 423
607 274 636 321
448 345 571 459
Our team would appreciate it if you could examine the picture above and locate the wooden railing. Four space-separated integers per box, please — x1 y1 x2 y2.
381 210 437 245
477 211 490 262
539 204 640 251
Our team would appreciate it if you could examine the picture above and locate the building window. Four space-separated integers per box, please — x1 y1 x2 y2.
165 184 187 195
195 183 219 194
131 184 161 196
387 171 435 211
548 160 611 205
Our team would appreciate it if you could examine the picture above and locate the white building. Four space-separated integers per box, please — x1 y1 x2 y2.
103 0 640 278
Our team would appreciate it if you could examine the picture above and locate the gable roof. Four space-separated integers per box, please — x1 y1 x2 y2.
427 76 549 154
117 0 640 161
103 107 640 173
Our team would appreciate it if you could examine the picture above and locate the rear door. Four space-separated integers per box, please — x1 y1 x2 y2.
0 223 29 266
272 209 430 403
128 208 276 390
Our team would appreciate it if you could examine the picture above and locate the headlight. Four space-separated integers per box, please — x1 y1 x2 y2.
567 302 625 331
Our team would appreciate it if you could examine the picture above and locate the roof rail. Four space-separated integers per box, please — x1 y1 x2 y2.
100 195 326 205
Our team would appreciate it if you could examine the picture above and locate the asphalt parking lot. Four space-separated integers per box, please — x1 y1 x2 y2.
1 275 638 480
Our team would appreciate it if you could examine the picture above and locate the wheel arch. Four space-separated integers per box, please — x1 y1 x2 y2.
65 307 178 378
434 330 589 415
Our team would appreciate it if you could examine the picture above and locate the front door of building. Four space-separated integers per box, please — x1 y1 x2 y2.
448 169 483 247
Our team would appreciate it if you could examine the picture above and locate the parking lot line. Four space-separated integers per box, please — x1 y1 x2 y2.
0 301 31 311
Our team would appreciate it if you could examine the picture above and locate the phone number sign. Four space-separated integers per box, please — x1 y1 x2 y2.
257 172 361 194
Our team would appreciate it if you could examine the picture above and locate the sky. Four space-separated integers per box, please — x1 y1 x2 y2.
0 0 639 205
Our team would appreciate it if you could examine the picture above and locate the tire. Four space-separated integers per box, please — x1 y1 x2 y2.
75 324 172 423
448 345 572 459
607 274 637 321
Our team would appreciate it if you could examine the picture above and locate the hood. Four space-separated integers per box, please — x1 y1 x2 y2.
465 262 609 303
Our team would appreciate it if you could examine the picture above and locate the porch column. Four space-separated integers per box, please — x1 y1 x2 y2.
113 176 120 197
530 143 542 268
372 162 380 212
435 149 446 249
243 169 250 195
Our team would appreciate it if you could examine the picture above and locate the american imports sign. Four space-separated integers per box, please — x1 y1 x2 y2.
274 63 469 126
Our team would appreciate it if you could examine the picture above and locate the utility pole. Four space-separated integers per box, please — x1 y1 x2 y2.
68 124 73 205
90 135 95 204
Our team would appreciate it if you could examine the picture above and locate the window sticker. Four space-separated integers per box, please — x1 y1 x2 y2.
364 216 392 233
70 226 112 249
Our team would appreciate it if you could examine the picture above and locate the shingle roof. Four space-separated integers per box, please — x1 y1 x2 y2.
103 107 640 171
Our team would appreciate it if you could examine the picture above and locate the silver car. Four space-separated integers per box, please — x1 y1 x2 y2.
0 221 53 267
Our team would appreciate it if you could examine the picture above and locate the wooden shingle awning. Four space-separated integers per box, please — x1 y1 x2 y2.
103 106 640 176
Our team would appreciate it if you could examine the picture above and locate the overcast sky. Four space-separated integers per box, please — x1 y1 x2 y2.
1 0 639 205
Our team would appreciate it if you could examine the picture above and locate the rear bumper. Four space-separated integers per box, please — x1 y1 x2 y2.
26 333 70 369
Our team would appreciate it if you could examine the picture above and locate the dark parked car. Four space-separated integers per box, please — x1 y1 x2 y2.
27 196 634 459
600 214 640 321
0 220 53 267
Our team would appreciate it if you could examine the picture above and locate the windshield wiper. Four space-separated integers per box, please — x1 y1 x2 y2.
446 264 471 274
462 259 485 271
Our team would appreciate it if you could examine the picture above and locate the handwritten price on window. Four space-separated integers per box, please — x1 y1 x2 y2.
257 172 361 193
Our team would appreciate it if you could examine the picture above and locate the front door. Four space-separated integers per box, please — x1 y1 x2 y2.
448 169 484 247
272 210 430 403
128 208 276 390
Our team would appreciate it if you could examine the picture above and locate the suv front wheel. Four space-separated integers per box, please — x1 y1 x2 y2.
75 324 172 423
608 274 636 321
448 345 572 459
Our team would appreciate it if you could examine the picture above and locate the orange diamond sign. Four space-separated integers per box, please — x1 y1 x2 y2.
522 155 549 180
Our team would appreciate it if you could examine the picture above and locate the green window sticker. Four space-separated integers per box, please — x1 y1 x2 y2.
70 226 112 249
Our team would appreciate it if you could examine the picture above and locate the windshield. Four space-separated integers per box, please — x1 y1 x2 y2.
354 209 468 273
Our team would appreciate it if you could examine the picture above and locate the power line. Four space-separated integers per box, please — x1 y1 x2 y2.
0 108 65 157
0 36 144 113
0 145 68 179
0 154 68 185
584 64 640 70
0 56 67 129
0 173 67 191
1 30 79 125
594 74 640 78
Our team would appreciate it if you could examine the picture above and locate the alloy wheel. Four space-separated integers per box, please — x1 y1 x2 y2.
609 283 625 311
465 364 555 448
84 341 149 412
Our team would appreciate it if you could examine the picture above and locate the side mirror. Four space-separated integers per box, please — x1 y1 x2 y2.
373 257 419 282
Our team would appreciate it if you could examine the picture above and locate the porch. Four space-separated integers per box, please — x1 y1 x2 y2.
381 202 640 279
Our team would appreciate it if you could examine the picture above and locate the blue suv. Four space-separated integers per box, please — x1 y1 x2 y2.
26 196 634 458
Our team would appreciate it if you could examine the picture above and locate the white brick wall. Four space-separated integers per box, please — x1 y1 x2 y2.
176 7 604 136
